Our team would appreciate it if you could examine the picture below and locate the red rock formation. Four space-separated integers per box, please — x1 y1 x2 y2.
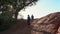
31 12 60 34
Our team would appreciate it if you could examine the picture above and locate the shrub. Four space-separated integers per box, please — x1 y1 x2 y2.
0 15 15 31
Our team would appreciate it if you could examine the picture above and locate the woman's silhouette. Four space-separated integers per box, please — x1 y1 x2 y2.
27 15 30 25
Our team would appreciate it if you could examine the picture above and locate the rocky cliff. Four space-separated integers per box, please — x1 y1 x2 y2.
31 12 60 34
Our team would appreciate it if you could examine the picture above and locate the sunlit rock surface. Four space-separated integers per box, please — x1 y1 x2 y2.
31 12 60 34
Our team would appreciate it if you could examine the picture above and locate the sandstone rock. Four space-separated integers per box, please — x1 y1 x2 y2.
31 12 60 34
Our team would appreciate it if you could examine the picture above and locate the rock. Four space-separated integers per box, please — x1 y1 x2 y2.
31 12 60 34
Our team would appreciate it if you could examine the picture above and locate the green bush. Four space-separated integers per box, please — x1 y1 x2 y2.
0 15 15 31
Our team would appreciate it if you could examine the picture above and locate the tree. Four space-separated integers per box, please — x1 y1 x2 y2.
0 0 38 22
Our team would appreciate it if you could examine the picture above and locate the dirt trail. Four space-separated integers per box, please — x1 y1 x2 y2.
0 20 31 34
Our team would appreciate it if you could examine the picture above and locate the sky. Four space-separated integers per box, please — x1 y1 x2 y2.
18 0 60 19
